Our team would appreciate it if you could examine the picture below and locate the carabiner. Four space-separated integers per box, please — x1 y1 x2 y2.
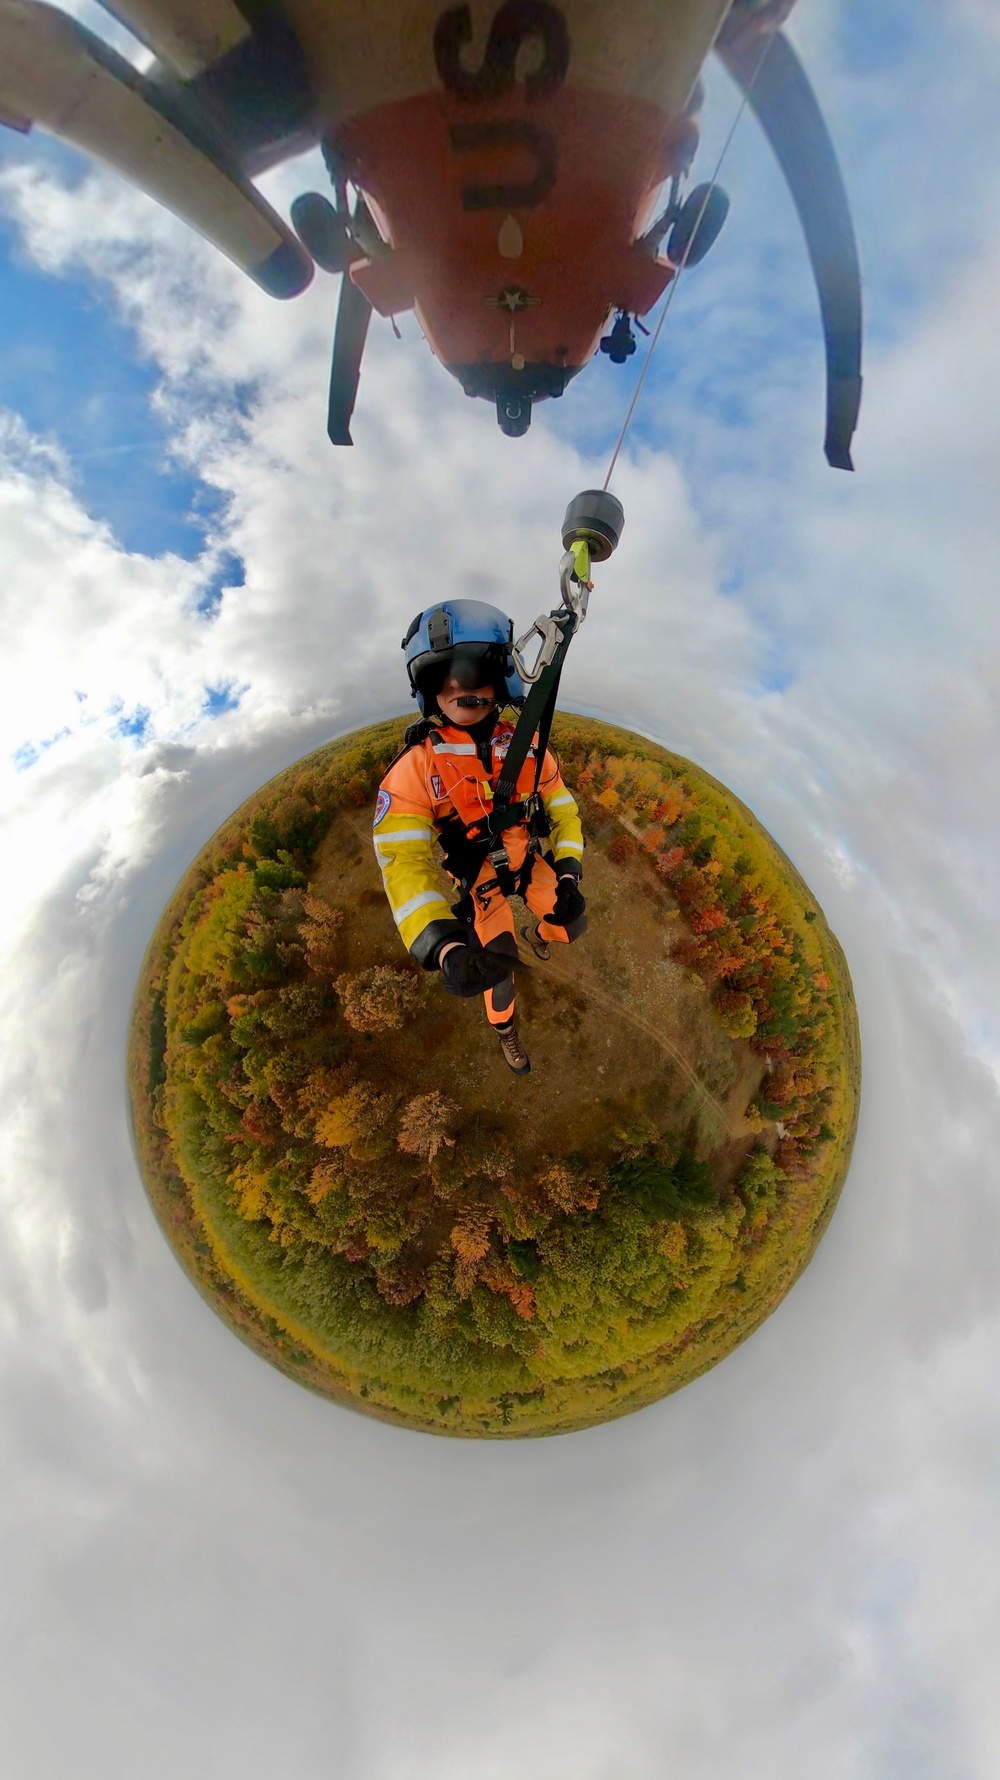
511 613 565 684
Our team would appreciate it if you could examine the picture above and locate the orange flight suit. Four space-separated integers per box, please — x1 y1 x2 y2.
374 717 585 1026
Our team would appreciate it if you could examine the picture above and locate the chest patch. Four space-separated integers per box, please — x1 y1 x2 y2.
373 788 391 826
431 774 443 799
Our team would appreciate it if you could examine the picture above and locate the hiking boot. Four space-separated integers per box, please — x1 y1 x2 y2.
496 1022 531 1075
520 921 550 962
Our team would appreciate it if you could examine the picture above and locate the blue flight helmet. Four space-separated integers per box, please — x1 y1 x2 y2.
402 599 525 716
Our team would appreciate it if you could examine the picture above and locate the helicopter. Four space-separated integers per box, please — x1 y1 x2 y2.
0 0 861 464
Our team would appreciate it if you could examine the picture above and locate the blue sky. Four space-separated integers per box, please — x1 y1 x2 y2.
2 5 1000 1777
0 142 220 560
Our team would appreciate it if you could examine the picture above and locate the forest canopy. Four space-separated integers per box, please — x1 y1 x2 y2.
129 715 860 1437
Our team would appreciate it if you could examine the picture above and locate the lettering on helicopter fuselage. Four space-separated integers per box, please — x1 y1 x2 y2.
434 2 570 102
449 120 557 209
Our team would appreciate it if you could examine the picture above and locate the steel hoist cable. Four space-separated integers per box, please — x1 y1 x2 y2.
602 29 778 493
486 36 780 879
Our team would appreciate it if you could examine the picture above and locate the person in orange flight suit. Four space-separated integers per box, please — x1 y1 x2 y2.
373 600 587 1076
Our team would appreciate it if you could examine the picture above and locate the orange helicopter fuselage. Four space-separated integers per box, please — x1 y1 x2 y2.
286 0 733 380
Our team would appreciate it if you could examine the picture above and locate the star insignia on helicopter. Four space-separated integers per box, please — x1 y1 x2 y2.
484 285 542 314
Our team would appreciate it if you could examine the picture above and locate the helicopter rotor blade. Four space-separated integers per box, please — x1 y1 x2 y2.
716 26 862 470
94 0 251 81
0 0 312 298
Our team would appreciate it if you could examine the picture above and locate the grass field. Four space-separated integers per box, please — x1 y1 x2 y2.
128 714 860 1437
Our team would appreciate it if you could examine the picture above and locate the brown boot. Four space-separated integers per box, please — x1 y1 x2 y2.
496 1021 531 1075
520 921 550 961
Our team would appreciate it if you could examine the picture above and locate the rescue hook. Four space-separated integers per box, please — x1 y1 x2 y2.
513 489 625 683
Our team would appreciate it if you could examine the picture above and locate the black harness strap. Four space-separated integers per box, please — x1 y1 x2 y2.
494 612 575 806
456 609 577 895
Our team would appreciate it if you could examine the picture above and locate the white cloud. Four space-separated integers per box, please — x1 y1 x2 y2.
2 2 1000 1775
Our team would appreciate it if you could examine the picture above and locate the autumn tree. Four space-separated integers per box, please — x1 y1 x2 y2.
298 1065 355 1122
335 965 422 1033
300 894 343 977
608 833 635 864
716 989 758 1040
451 1199 494 1267
397 1091 459 1160
479 1257 536 1321
307 1160 342 1206
535 1160 599 1215
316 1083 396 1159
738 1145 785 1228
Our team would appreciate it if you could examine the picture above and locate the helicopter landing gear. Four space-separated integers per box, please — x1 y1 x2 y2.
290 193 356 273
667 182 731 268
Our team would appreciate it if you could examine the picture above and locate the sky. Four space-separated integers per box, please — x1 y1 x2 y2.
2 2 1000 1775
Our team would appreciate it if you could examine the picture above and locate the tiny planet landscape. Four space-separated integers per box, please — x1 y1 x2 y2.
130 714 859 1435
5 0 1000 1774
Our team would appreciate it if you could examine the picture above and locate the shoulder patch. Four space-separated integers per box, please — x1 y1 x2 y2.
373 788 391 826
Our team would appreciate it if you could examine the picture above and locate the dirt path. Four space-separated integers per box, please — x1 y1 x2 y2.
516 938 744 1137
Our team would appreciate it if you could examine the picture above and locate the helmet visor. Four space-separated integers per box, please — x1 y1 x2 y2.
443 643 503 690
418 642 508 705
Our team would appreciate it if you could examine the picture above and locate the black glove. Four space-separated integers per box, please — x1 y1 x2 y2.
554 856 582 883
439 944 515 999
553 867 586 927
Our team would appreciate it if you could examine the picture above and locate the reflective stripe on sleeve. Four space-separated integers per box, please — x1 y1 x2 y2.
554 839 584 854
545 792 575 809
374 827 436 851
390 888 451 928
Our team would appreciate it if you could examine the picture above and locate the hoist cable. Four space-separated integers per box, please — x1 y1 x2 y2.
602 29 778 493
